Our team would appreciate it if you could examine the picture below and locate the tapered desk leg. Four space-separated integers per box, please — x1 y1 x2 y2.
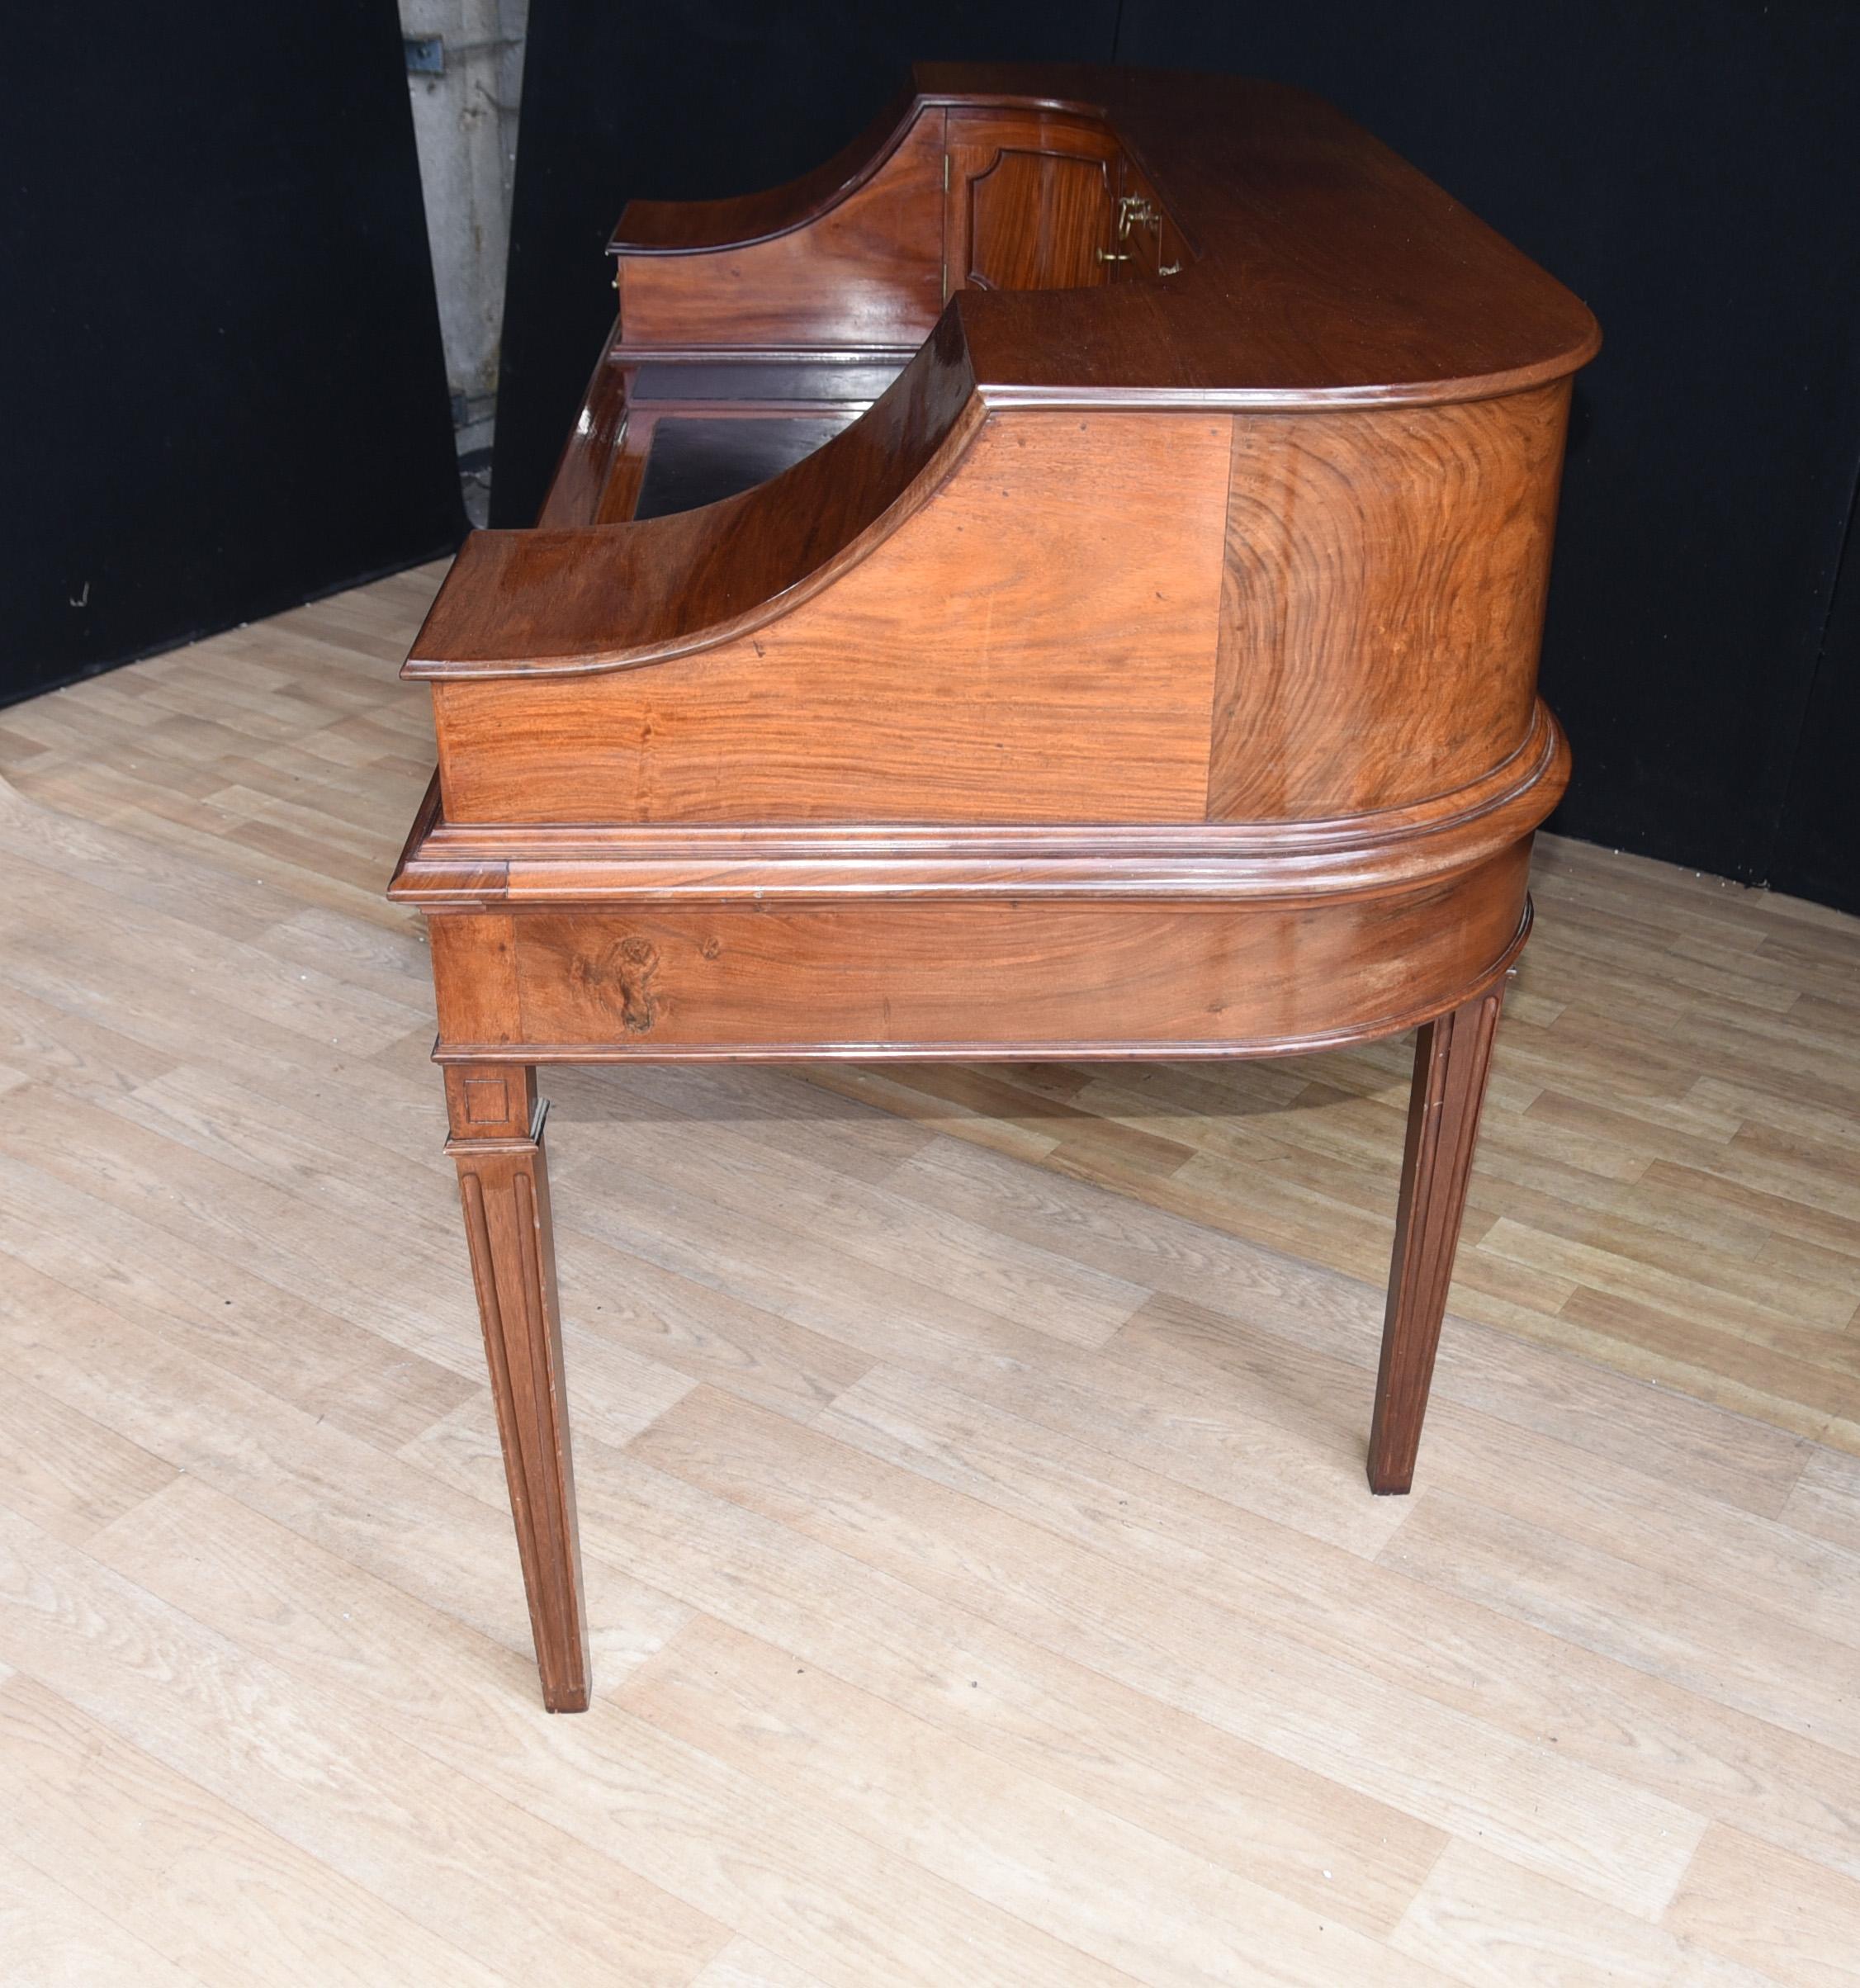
443 1065 590 1711
1367 983 1505 1495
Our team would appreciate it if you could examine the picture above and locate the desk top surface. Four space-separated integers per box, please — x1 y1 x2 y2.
612 64 1599 409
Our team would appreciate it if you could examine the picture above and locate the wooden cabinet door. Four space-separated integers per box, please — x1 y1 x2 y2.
944 111 1121 295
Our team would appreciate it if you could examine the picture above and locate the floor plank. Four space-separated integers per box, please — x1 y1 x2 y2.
0 561 1856 1981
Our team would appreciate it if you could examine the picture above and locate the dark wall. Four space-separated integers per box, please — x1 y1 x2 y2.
1774 467 1860 914
495 1 1860 912
6 3 465 707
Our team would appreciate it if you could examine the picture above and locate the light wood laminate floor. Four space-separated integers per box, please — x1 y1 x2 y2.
0 562 1857 1986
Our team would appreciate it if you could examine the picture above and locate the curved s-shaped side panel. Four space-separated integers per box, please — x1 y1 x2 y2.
406 312 981 681
612 94 949 353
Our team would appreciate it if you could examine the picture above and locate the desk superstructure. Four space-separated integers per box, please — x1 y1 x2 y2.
391 64 1599 1710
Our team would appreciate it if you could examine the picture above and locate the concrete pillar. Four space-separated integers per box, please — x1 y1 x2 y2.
400 0 528 516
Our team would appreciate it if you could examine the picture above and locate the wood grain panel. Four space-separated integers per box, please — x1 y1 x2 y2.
1209 383 1571 819
428 913 518 1045
966 151 1114 291
431 412 1232 826
616 106 946 353
471 850 1530 1058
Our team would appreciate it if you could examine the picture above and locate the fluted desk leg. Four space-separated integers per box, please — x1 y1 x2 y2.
1367 982 1506 1494
443 1065 590 1711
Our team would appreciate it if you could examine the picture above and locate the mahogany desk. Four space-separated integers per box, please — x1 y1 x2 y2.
390 64 1599 1710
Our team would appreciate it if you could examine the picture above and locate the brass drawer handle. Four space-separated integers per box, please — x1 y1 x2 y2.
1096 248 1132 263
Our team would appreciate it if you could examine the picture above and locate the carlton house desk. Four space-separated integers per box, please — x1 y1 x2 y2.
390 64 1599 1709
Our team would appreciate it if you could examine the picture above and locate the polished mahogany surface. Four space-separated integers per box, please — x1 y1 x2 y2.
608 66 1598 399
390 64 1597 1711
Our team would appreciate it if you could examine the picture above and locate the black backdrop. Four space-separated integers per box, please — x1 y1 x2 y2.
6 3 465 708
494 0 1860 914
